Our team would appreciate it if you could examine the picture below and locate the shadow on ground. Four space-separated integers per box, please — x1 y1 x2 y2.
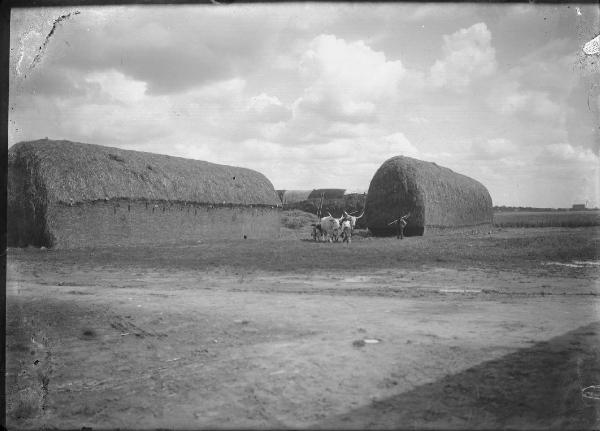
316 322 600 430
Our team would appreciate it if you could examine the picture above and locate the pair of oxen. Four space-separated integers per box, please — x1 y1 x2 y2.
311 210 364 243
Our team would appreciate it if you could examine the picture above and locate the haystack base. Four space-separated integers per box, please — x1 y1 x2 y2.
369 223 493 237
12 199 280 249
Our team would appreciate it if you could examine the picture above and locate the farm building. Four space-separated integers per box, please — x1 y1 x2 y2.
277 190 313 205
365 156 493 236
8 139 282 248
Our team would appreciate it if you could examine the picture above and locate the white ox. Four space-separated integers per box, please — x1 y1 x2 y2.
343 210 365 232
340 219 352 244
313 214 342 242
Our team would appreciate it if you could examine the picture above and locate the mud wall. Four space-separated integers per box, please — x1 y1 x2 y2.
40 200 280 248
7 164 51 247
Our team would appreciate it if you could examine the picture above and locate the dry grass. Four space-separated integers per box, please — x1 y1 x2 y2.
494 211 600 228
365 156 493 236
14 227 597 278
8 139 280 206
280 209 319 229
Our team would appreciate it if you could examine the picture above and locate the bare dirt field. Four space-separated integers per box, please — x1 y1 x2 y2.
6 226 600 429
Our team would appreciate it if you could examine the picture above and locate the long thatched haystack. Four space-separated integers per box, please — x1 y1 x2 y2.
365 156 492 236
8 139 281 248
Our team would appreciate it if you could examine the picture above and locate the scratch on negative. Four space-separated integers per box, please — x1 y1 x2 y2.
583 34 600 56
30 11 81 70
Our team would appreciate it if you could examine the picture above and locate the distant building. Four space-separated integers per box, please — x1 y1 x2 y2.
572 203 586 211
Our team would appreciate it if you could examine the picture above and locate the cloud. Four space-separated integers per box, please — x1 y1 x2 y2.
294 34 409 122
430 22 497 91
469 138 520 160
11 6 295 95
487 79 562 120
403 4 477 22
245 93 292 123
9 5 598 208
543 143 600 164
226 131 420 190
85 70 147 103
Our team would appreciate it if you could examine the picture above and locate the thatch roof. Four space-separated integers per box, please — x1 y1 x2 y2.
9 139 281 206
307 188 346 200
365 156 492 235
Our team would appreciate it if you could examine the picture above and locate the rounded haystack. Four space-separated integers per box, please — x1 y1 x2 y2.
365 156 492 236
8 139 281 248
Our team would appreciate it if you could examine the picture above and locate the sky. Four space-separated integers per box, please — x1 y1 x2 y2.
9 3 600 208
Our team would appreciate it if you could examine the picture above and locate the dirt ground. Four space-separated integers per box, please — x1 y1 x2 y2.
5 226 600 429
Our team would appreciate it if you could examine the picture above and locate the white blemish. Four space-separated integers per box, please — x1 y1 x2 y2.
583 35 600 55
576 7 582 16
15 30 43 76
544 262 582 268
342 275 373 283
573 260 600 266
543 261 600 268
582 385 600 400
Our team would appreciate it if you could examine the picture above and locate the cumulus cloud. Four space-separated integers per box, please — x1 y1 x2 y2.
487 79 562 121
245 94 292 123
469 138 520 160
85 70 147 103
430 22 497 91
226 131 420 190
294 34 408 122
543 143 600 164
11 6 296 95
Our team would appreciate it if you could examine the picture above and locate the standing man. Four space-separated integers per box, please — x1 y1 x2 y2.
388 213 410 239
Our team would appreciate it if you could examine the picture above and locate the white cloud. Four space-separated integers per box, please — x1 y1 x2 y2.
403 4 476 22
545 143 600 164
430 22 497 91
85 70 147 103
295 34 408 122
379 132 421 159
470 138 520 160
407 116 429 125
245 93 292 123
487 79 562 120
214 130 421 190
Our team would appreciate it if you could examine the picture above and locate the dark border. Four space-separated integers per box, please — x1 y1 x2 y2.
2 0 598 429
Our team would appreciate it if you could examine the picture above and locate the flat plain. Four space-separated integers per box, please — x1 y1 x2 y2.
493 210 600 228
6 223 600 429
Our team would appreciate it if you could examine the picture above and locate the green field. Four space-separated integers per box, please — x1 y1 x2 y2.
493 210 600 228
